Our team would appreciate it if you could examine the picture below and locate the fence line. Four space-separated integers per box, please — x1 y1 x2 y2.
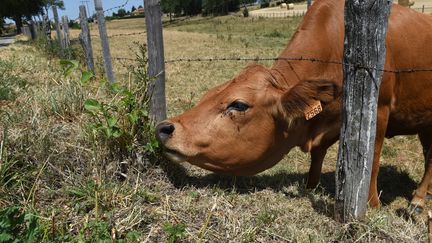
103 0 129 14
249 11 306 18
412 5 432 13
105 55 432 74
90 1 258 39
28 2 432 83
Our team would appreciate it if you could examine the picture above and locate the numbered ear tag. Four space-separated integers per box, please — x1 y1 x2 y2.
304 100 322 120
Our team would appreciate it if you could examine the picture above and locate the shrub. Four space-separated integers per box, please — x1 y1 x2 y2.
243 7 249 17
260 1 270 8
0 207 41 242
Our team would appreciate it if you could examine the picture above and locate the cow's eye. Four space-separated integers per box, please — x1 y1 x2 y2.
227 100 249 112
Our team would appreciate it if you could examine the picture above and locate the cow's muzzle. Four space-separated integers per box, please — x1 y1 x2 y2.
156 122 175 143
155 121 187 163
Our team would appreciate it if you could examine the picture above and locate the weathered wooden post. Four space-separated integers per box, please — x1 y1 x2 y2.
79 5 95 73
144 0 167 123
52 6 64 57
42 15 52 46
29 20 37 40
94 0 115 83
21 26 28 38
62 16 70 48
334 0 392 222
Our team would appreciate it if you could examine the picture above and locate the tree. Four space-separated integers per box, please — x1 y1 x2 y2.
0 0 45 33
117 8 127 17
334 0 391 222
0 18 4 35
131 5 136 12
42 0 64 16
203 0 240 16
43 0 64 10
161 0 178 20
162 0 202 18
183 0 202 16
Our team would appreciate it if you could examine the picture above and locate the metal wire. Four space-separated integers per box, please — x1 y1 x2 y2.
103 0 130 14
107 55 432 74
86 0 432 75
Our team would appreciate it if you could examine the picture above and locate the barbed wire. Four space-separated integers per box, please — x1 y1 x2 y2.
103 0 130 14
107 55 432 74
89 0 247 39
99 16 214 38
85 1 432 74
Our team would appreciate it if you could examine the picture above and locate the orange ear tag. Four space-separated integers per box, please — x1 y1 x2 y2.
304 100 322 120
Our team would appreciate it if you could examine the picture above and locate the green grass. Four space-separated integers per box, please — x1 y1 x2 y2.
168 15 301 49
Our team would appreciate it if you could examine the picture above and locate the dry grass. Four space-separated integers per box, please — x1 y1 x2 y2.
0 14 430 242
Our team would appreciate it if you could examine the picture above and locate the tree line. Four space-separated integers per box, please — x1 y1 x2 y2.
161 0 257 17
0 0 64 34
0 0 262 35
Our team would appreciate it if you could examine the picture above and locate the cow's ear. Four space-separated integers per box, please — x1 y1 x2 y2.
281 80 340 120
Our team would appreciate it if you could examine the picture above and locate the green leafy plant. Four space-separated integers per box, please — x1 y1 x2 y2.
83 43 159 159
163 223 186 243
78 220 111 242
0 207 40 243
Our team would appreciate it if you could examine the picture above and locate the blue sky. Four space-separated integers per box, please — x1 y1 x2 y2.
54 0 145 20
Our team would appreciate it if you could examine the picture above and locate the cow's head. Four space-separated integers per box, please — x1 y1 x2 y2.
156 65 339 175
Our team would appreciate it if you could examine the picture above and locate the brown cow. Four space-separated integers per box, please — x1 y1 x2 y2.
156 0 432 212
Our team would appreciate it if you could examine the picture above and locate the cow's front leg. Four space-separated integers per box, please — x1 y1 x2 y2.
306 147 327 189
410 144 432 213
368 107 390 208
418 132 432 199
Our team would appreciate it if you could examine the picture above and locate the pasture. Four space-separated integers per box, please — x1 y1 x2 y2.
0 14 429 241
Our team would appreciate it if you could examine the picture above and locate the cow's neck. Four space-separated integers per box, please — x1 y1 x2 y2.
271 0 344 87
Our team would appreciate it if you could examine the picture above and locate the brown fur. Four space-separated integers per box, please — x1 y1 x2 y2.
282 80 341 120
157 0 432 210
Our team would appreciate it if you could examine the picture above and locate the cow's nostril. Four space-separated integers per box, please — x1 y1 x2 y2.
160 123 175 135
156 122 175 143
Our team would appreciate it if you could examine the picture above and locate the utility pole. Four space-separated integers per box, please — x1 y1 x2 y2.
80 0 91 18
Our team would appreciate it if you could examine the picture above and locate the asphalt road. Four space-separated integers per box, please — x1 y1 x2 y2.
0 35 16 49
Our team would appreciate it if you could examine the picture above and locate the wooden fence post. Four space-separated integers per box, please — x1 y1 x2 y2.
145 0 167 123
42 15 52 46
62 16 70 48
79 5 95 74
29 20 37 40
334 0 391 222
94 0 115 83
52 6 64 57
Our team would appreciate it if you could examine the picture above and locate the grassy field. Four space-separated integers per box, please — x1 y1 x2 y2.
0 14 429 242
